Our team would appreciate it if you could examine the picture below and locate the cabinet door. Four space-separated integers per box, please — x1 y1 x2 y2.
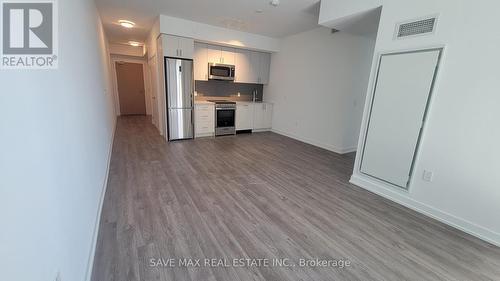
259 52 271 84
207 45 222 63
253 103 265 129
221 47 235 65
263 103 273 128
194 43 208 81
195 104 215 136
234 49 251 83
178 37 194 59
235 50 257 83
236 103 254 130
253 103 273 130
249 51 261 84
161 35 178 58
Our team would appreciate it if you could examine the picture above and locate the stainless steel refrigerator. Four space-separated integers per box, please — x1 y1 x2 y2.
165 57 194 141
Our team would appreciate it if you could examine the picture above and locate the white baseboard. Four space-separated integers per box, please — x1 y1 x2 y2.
350 173 500 247
252 128 272 133
271 128 357 155
84 118 117 281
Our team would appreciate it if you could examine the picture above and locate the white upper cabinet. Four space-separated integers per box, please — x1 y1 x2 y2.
193 43 271 84
259 52 271 85
161 34 194 59
194 43 208 81
207 45 222 64
207 45 235 65
221 47 235 65
248 51 271 84
178 37 194 59
234 49 257 83
161 35 176 58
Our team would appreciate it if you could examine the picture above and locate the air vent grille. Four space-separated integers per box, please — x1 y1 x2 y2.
397 17 436 38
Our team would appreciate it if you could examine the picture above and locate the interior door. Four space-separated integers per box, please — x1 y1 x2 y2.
360 49 441 188
115 62 146 115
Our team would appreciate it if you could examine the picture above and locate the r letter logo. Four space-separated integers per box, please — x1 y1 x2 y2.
1 0 58 69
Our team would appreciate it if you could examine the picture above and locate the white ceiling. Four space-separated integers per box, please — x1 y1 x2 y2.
95 0 322 44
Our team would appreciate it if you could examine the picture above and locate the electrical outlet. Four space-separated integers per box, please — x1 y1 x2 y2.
422 170 434 182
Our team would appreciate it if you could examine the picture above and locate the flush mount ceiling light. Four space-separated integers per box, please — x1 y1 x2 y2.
128 41 141 47
118 20 135 28
255 9 263 13
269 0 280 7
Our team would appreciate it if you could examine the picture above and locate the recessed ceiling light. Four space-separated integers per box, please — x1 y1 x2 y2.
128 41 141 47
118 20 135 28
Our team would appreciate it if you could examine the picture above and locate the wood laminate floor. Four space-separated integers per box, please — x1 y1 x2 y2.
91 116 500 281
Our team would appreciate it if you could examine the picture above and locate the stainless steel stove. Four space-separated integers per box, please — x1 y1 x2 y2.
207 100 236 136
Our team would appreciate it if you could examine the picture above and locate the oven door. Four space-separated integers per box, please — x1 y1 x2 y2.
216 109 235 128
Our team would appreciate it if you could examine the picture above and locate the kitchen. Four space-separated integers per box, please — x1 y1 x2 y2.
159 34 274 141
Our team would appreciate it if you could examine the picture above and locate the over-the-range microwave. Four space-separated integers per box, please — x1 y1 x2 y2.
208 63 235 81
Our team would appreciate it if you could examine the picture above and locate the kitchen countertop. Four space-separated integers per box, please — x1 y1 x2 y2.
194 100 215 105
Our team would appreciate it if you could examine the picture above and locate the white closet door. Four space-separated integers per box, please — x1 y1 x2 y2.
361 49 441 188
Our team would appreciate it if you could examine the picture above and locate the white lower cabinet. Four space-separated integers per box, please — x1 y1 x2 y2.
253 103 273 131
236 102 254 130
194 104 215 137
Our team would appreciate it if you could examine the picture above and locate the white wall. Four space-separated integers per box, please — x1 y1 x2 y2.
319 0 382 28
145 18 162 131
321 0 500 245
159 15 280 52
265 27 376 153
0 1 116 281
146 17 161 60
109 43 145 57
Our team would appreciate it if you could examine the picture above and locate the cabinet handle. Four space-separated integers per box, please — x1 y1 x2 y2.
180 49 183 57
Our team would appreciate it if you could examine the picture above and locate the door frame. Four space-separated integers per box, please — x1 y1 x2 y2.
110 55 151 116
